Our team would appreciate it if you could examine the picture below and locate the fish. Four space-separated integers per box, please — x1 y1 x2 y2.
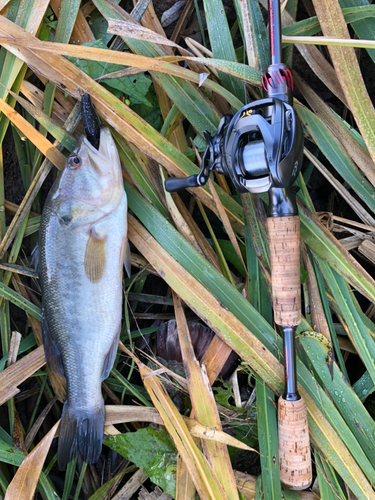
38 98 131 469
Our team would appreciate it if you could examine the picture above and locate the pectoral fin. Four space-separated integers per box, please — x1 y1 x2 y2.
84 234 107 283
42 308 65 377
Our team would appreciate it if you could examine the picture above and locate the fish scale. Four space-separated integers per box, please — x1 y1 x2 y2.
39 127 130 468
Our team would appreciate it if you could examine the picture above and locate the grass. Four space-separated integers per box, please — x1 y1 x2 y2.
0 0 375 498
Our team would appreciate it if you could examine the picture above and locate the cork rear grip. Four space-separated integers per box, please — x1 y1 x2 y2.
267 216 301 327
278 396 312 490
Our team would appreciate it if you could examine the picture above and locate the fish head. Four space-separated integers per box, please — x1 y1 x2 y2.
61 127 123 208
51 128 125 226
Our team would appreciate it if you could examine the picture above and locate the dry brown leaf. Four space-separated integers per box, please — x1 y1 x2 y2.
118 343 228 500
81 0 95 17
161 172 205 257
111 468 148 500
0 0 50 112
301 243 331 341
173 292 239 500
236 0 258 69
337 337 356 354
4 421 59 500
176 453 196 500
0 98 66 170
3 199 36 216
282 10 346 105
7 331 22 367
0 29 242 110
35 75 76 114
173 195 222 272
303 148 375 227
105 405 255 452
20 80 70 125
0 36 186 75
233 471 257 500
50 0 95 44
24 397 58 451
139 485 172 500
201 335 234 386
339 235 362 251
310 0 375 166
207 178 248 279
358 239 375 266
170 0 194 44
139 0 173 53
233 470 318 500
0 346 46 406
0 0 10 12
161 1 187 28
295 73 375 187
13 412 26 454
107 18 180 47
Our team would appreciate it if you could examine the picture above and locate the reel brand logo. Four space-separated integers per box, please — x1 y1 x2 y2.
240 109 253 119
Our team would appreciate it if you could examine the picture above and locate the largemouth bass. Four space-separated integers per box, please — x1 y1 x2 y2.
39 110 130 468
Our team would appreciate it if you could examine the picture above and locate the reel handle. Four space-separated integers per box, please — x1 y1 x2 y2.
267 215 312 490
165 175 200 192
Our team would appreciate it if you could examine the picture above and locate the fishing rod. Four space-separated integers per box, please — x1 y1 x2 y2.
164 0 312 490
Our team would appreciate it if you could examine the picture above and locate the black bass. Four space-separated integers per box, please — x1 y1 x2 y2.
39 105 130 468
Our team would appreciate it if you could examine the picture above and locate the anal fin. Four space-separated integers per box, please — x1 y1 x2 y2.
122 237 131 278
101 326 121 381
42 308 65 377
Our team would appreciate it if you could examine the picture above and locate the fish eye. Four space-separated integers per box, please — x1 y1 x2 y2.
67 155 81 169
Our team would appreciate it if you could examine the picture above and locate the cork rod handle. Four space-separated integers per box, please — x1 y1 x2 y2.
267 216 312 490
278 397 312 489
267 215 301 327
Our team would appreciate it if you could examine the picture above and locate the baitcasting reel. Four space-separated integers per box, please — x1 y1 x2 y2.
165 63 303 218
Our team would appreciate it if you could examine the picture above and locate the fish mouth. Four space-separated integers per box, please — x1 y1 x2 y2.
81 94 101 150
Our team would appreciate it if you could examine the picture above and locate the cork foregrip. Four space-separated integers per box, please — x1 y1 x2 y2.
267 216 301 327
278 397 312 490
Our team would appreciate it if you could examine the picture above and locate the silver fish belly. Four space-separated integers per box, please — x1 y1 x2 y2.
39 127 129 468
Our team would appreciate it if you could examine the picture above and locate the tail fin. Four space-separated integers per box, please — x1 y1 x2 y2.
58 398 105 470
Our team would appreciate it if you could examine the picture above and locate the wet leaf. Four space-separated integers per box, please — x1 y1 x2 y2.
105 426 177 497
67 39 153 106
297 331 334 379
